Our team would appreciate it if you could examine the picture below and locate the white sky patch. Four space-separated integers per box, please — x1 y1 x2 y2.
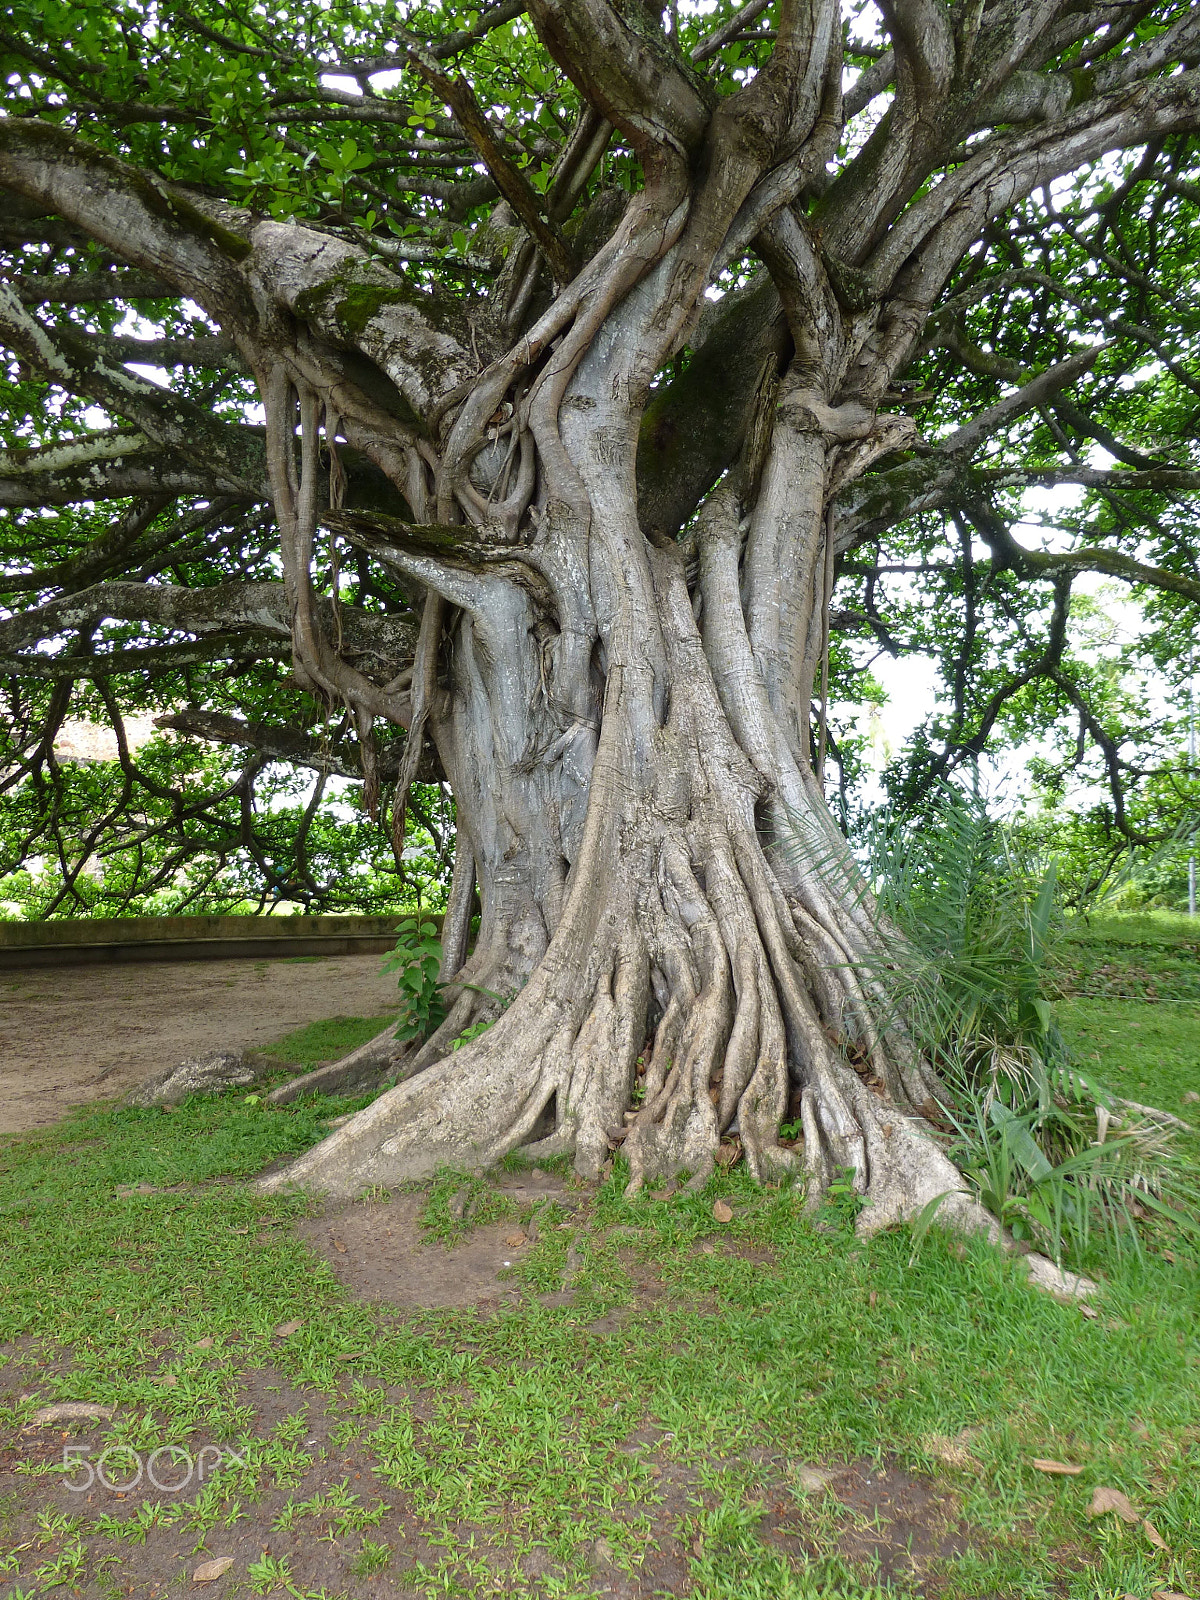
836 647 942 788
126 363 172 388
113 309 158 341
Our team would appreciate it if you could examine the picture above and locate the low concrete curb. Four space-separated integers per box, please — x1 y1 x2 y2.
0 913 442 969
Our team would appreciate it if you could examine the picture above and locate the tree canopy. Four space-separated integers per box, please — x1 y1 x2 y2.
3 0 1200 1219
2 2 1200 915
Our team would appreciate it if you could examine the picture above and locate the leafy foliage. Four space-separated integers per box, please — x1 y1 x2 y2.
1 1 1199 919
853 787 1200 1267
379 917 446 1043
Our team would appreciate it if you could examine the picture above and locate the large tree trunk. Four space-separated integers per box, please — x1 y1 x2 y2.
257 207 986 1243
3 0 1191 1294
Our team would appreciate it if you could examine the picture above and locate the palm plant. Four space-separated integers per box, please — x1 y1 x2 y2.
793 787 1198 1267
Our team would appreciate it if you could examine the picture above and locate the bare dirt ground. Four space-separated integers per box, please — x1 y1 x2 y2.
0 953 399 1134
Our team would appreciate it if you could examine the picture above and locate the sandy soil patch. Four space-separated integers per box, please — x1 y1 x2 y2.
296 1169 585 1312
0 953 399 1134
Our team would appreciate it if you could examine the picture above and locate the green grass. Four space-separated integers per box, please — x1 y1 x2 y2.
259 1012 397 1070
1057 911 1200 1127
1059 911 1200 1000
0 920 1197 1599
1058 997 1200 1111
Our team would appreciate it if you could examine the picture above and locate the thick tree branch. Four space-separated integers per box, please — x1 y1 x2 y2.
938 343 1109 458
0 432 211 508
977 522 1200 606
0 634 290 681
8 270 176 306
0 287 268 495
528 0 712 166
0 579 418 673
0 121 254 321
154 707 426 782
867 68 1200 295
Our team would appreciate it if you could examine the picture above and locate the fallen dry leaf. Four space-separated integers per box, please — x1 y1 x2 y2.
192 1556 234 1583
1088 1486 1140 1523
713 1200 733 1224
273 1319 303 1338
1142 1517 1168 1551
1031 1459 1084 1476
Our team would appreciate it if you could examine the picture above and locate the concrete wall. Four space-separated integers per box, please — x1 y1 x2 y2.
0 913 443 968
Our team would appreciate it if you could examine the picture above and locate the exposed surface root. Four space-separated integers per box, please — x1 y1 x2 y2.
266 1021 408 1106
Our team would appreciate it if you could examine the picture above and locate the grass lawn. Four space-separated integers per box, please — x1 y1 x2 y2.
1 933 1198 1600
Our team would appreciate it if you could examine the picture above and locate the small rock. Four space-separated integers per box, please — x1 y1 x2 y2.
794 1463 837 1494
126 1049 259 1108
31 1402 114 1425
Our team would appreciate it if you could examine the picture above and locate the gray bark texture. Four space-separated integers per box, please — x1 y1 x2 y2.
3 0 1197 1288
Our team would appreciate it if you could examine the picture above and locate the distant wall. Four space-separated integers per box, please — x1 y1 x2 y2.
0 914 441 968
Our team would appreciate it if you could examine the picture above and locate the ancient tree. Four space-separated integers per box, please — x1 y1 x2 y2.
2 1 1199 1219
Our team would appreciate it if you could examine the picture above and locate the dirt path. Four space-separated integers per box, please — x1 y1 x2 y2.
0 954 400 1134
